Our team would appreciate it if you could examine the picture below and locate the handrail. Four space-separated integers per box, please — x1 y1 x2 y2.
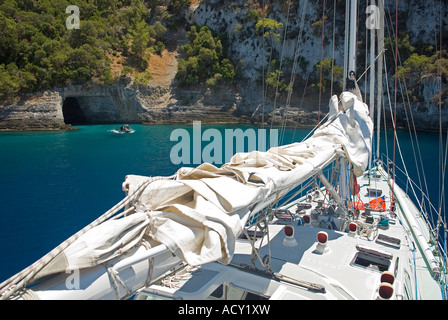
379 153 441 228
378 154 448 279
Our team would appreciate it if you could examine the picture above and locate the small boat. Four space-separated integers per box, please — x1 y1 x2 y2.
110 125 135 134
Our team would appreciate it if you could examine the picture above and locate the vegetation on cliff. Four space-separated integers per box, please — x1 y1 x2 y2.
0 0 446 109
176 25 236 88
397 51 448 103
0 0 189 101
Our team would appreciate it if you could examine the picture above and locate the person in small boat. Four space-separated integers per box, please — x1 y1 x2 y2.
119 125 130 132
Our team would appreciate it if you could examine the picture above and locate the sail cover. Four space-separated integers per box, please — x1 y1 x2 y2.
45 92 373 272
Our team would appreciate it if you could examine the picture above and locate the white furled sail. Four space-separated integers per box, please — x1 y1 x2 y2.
31 212 151 279
117 91 373 267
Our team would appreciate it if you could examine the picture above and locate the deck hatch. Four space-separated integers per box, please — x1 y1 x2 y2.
351 252 391 272
376 234 401 249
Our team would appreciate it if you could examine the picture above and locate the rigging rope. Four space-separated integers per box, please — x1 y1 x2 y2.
272 0 291 120
434 0 447 236
388 6 429 218
384 1 447 237
280 0 308 146
356 49 386 84
330 0 337 97
261 0 266 128
383 57 429 222
317 0 327 126
392 0 398 203
382 6 442 243
383 4 431 218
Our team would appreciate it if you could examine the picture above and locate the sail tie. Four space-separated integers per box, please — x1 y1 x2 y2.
107 265 131 300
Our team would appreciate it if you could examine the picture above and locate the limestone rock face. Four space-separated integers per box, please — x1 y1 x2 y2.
1 73 444 132
0 91 68 131
0 84 134 130
0 81 250 130
0 0 446 131
58 83 144 124
395 76 448 131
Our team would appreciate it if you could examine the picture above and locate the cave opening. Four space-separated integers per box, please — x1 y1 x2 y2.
62 97 88 125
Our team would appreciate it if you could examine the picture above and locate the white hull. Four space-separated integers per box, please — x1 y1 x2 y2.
109 129 135 134
18 245 181 300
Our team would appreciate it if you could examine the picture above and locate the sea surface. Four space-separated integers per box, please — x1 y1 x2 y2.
0 123 446 283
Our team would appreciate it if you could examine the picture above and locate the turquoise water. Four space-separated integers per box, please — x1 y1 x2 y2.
0 124 446 282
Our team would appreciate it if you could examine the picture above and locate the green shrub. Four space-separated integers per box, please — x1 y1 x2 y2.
255 18 283 42
312 58 344 93
134 70 152 86
176 25 235 87
397 53 431 81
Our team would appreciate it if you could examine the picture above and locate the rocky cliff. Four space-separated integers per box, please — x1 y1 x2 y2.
0 0 446 131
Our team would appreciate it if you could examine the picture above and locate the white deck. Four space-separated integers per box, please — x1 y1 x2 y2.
135 165 445 300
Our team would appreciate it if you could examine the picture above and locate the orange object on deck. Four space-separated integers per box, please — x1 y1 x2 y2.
370 197 386 211
352 201 365 210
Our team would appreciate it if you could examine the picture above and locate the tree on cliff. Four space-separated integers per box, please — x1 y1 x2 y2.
255 18 284 43
312 58 344 94
397 51 448 104
0 64 21 100
131 19 151 69
176 25 236 88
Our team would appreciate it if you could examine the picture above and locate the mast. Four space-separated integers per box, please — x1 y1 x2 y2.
369 0 376 123
343 0 357 82
348 0 357 77
376 0 384 162
366 0 376 174
340 0 359 205
343 2 349 92
344 0 362 101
